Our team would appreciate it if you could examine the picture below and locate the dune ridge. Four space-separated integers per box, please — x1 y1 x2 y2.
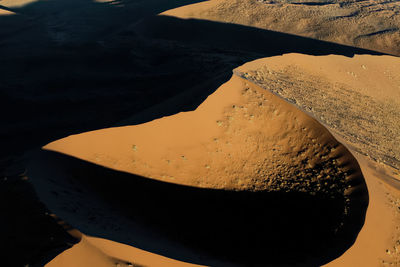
235 53 400 178
44 75 366 197
1 0 399 266
34 72 369 266
39 53 400 266
234 53 400 266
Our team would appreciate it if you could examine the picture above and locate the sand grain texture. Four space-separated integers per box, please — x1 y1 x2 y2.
235 53 400 178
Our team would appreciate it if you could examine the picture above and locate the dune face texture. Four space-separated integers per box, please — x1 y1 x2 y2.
236 54 400 173
163 0 400 56
2 0 400 266
40 73 368 265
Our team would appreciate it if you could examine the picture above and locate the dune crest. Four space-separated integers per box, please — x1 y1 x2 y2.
47 234 204 267
233 53 400 266
45 75 364 196
235 53 400 175
39 70 368 265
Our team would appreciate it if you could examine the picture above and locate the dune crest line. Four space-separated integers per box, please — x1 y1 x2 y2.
31 70 369 266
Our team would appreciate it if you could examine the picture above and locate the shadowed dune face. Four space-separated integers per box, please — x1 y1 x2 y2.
0 1 384 265
0 0 382 164
37 75 369 265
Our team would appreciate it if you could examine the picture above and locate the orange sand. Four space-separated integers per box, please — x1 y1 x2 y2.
44 53 400 266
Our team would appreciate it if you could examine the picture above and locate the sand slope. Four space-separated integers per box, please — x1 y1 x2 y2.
47 234 204 267
324 154 400 267
2 0 399 265
162 0 400 56
44 75 364 194
235 53 400 173
36 72 368 265
39 53 400 266
2 1 381 264
235 53 400 266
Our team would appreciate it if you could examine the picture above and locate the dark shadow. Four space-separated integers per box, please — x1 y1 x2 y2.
0 160 79 267
0 0 384 161
0 1 374 265
135 14 380 58
30 150 369 266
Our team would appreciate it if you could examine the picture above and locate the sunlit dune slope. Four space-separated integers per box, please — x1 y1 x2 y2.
45 75 365 197
162 0 400 56
233 53 400 267
47 235 203 267
235 53 400 175
39 53 400 266
41 71 368 265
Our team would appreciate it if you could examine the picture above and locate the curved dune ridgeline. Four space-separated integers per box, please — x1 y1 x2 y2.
30 74 369 266
2 0 399 266
235 53 400 175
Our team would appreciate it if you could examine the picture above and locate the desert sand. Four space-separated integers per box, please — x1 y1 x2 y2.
162 0 400 56
1 0 399 266
33 54 399 267
235 54 400 266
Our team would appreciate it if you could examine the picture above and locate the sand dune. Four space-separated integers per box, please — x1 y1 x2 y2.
31 71 368 266
44 75 364 195
234 54 400 266
162 0 400 56
2 0 399 266
47 234 204 267
33 53 400 266
235 53 400 266
235 53 400 174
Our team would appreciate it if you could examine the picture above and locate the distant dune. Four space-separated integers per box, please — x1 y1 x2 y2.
163 0 400 56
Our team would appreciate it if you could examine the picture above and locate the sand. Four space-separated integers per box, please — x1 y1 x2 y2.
1 0 399 266
235 53 400 174
324 154 400 267
47 234 204 267
236 53 400 266
38 54 399 266
44 75 365 195
162 0 400 56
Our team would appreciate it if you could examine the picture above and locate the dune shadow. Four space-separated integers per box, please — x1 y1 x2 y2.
0 0 385 160
135 14 382 57
30 150 368 266
1 1 375 265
